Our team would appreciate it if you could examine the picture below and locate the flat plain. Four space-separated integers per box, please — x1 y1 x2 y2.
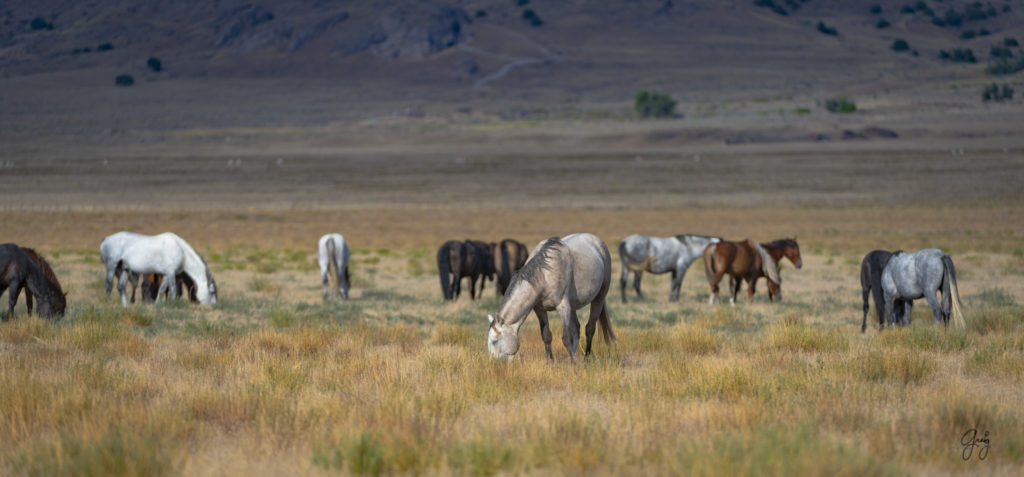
2 0 1024 474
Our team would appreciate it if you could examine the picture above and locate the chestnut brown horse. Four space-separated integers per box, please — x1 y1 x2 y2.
703 238 782 305
18 247 67 317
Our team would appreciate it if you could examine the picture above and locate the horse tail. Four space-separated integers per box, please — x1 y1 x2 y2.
437 242 452 300
325 237 338 291
942 254 966 330
754 241 781 285
499 240 512 295
703 243 717 285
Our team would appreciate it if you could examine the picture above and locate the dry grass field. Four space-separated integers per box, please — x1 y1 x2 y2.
2 1 1024 473
2 131 1024 476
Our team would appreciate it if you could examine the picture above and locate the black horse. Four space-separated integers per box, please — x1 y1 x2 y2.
18 247 67 317
494 238 528 297
1 243 62 320
436 239 495 300
860 249 911 332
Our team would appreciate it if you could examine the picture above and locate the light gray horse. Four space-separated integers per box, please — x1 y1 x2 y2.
619 234 720 303
881 248 965 329
487 233 616 362
318 233 351 300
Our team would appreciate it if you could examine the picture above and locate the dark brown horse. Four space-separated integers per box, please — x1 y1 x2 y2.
1 243 62 320
18 247 67 317
494 238 528 297
141 273 198 303
860 249 912 333
436 239 495 300
703 238 782 305
757 238 803 302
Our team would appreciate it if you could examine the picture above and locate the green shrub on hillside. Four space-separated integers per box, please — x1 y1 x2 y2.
892 39 910 51
939 48 976 63
635 90 677 118
522 9 543 26
147 57 163 72
115 74 134 87
817 22 838 36
29 17 53 30
876 18 891 29
982 83 1014 102
825 97 856 114
986 56 1024 75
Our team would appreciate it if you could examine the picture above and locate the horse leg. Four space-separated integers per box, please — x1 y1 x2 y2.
620 268 629 304
322 270 330 300
632 271 644 300
861 285 871 333
924 290 943 326
5 281 19 320
128 272 139 304
669 268 683 302
468 275 477 300
25 287 33 316
535 307 554 361
558 301 581 363
583 299 604 359
729 276 741 306
117 270 131 306
106 264 117 297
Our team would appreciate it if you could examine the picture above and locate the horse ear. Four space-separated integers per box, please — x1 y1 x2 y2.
488 314 495 324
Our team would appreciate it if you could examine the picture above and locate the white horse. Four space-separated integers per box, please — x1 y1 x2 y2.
318 233 351 300
116 232 216 305
100 231 148 300
619 234 720 303
488 233 615 362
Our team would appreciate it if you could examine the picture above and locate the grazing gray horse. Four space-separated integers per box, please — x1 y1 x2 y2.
619 234 720 303
881 249 965 329
488 233 616 362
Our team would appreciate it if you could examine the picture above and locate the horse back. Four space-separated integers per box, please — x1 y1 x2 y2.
561 233 612 306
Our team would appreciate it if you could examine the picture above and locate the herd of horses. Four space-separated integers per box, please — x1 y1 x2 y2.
1 229 967 361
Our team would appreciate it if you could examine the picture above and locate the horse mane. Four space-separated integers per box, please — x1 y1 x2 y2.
509 237 562 288
764 238 797 248
748 240 781 285
675 234 716 243
19 247 64 296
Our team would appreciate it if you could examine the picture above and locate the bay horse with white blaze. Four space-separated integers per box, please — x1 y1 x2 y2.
488 233 615 362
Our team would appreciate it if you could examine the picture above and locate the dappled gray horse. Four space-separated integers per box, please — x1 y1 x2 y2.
488 233 616 362
619 234 720 303
881 249 965 329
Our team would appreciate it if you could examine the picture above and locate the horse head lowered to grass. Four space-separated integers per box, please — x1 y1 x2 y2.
487 233 615 362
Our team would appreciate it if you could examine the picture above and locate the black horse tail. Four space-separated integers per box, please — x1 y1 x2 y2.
598 301 616 345
499 240 513 295
437 242 452 300
942 254 966 330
